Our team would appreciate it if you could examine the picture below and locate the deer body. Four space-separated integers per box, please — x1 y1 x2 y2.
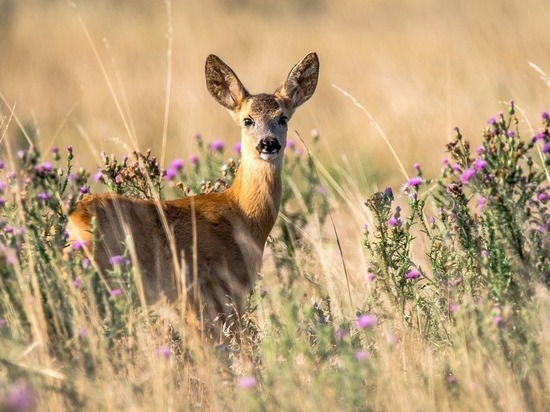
68 53 319 336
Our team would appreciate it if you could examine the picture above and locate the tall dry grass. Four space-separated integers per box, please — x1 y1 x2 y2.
1 1 550 411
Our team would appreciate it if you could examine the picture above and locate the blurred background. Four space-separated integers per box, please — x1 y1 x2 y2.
1 0 549 190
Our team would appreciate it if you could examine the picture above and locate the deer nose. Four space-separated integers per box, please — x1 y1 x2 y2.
256 137 282 159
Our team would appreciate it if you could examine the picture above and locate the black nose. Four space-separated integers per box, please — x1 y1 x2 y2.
256 138 282 155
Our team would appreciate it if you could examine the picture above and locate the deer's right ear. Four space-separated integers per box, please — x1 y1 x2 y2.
205 55 249 111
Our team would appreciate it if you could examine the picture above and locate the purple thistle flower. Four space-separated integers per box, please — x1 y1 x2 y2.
408 176 423 187
79 185 89 195
536 132 546 141
237 376 257 389
4 384 37 412
78 328 88 338
81 258 91 268
109 255 124 266
110 289 122 297
234 142 242 154
386 332 398 345
478 196 487 209
193 133 202 143
474 159 488 171
156 346 172 358
452 163 461 173
476 146 485 155
543 142 550 154
170 159 185 171
286 140 296 149
481 249 489 258
460 168 477 184
507 130 516 138
94 172 104 182
7 171 17 180
335 328 346 341
356 314 377 330
493 316 504 327
355 351 369 361
538 192 549 203
190 155 199 166
542 112 550 120
37 192 50 201
67 145 73 154
413 162 421 171
447 375 458 385
406 268 421 280
72 240 87 251
366 272 376 283
210 139 225 152
164 168 177 181
115 174 123 184
73 277 82 288
68 172 77 181
487 116 497 125
388 216 400 228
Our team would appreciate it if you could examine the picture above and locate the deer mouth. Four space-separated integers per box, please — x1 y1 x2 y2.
256 138 282 161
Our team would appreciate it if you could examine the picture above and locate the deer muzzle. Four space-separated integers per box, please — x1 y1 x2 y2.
256 138 282 161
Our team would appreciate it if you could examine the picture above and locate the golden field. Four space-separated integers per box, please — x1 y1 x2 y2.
1 0 549 188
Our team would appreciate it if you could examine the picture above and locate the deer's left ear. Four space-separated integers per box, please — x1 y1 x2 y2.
275 52 319 110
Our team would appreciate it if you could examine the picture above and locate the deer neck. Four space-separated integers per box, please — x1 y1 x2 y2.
227 154 283 242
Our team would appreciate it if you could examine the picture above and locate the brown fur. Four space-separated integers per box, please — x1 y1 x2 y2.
68 52 319 338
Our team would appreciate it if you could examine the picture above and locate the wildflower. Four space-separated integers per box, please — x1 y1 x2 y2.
543 142 550 154
164 168 177 181
72 240 87 251
507 130 516 138
428 216 435 225
386 332 398 345
37 192 50 201
78 328 88 338
190 155 199 166
447 375 458 385
79 185 89 194
109 255 124 266
110 289 122 297
193 133 202 143
355 351 369 361
476 146 485 155
170 159 185 171
406 268 421 280
460 168 476 184
413 162 421 171
210 139 225 152
237 376 257 389
6 254 18 266
487 116 497 125
356 314 377 330
542 112 550 120
115 174 123 184
449 304 458 314
493 316 504 327
317 185 328 195
388 216 401 228
481 249 489 259
286 140 296 149
156 346 172 358
7 171 17 180
4 384 37 412
68 172 77 181
234 142 242 154
535 132 545 141
335 328 346 341
311 128 320 139
0 197 5 207
452 164 461 173
408 176 423 187
366 272 376 283
474 159 488 170
94 172 104 182
81 258 91 268
294 147 302 156
477 196 487 209
538 192 549 203
361 223 368 233
73 277 82 288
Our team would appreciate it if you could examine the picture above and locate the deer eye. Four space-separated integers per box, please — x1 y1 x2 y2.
279 116 288 126
243 117 255 127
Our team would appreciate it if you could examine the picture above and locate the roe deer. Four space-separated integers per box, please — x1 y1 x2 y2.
68 52 319 338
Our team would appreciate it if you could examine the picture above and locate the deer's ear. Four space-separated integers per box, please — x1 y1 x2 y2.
205 55 249 111
275 52 319 110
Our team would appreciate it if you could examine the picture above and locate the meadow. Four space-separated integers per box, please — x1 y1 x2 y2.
1 0 550 410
